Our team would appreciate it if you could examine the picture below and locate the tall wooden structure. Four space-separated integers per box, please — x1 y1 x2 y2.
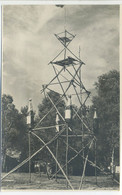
2 29 119 190
32 29 95 189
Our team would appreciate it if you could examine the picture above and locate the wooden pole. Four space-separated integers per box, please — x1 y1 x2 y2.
64 30 66 59
79 139 94 189
95 138 97 185
32 124 64 131
112 146 115 185
79 47 85 182
65 68 81 86
66 124 69 188
2 127 66 181
51 138 93 180
55 138 58 181
41 67 64 93
60 134 90 137
28 131 31 183
53 65 67 99
32 131 74 190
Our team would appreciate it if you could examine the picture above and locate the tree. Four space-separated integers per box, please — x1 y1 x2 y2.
2 94 18 171
21 105 28 117
2 94 28 172
91 70 119 169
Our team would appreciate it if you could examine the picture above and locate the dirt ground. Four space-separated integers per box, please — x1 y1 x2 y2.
1 172 119 191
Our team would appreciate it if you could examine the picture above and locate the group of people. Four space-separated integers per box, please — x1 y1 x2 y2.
34 161 53 179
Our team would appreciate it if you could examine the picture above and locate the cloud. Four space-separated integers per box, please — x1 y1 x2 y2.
2 5 119 111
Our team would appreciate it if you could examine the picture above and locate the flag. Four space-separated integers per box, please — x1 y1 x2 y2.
56 112 60 132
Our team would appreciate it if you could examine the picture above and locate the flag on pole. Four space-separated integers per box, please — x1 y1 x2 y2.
93 108 99 134
56 112 60 132
93 108 97 119
65 95 72 120
27 98 34 127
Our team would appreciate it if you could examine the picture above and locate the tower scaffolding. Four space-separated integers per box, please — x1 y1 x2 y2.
38 29 94 188
2 29 120 190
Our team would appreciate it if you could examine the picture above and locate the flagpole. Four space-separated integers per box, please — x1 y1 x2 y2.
55 138 58 181
55 112 60 181
95 137 97 185
27 98 33 183
66 123 69 188
29 130 31 183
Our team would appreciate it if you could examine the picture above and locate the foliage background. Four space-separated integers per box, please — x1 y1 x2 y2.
2 70 120 175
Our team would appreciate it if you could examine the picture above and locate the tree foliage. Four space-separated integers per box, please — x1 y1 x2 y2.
2 94 28 171
2 70 120 174
91 70 119 168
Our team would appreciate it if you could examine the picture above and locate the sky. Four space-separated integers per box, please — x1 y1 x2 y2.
2 5 119 112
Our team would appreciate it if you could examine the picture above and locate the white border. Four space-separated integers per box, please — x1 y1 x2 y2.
0 1 121 5
0 1 121 195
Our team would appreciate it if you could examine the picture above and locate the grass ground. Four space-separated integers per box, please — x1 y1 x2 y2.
1 172 119 191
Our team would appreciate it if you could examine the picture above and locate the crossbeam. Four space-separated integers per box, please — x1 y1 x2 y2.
32 124 65 131
1 127 66 180
32 131 74 190
49 80 70 85
60 134 91 137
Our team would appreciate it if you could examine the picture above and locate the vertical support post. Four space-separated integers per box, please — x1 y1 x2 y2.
95 138 97 185
66 124 68 188
82 119 84 171
29 131 31 183
112 146 115 185
55 138 58 181
79 139 94 190
27 98 33 183
93 108 98 186
64 7 66 30
64 30 66 59
79 46 85 181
